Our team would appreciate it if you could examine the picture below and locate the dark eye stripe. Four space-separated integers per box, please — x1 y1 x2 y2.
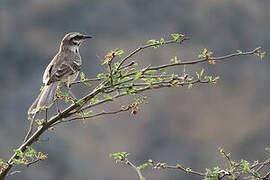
71 35 82 41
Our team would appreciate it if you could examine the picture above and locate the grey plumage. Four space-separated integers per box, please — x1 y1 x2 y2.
28 32 92 116
25 32 92 142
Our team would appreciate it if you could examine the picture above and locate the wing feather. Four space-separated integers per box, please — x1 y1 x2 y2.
46 56 81 85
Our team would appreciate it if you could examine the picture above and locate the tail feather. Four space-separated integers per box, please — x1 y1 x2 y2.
28 82 59 116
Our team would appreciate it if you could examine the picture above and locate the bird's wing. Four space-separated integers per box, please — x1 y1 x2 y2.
44 53 81 85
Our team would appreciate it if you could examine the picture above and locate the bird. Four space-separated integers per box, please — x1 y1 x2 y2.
25 32 92 142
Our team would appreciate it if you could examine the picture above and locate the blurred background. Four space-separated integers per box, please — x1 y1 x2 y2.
0 0 269 179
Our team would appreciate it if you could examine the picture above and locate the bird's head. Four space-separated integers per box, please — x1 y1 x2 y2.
60 32 92 52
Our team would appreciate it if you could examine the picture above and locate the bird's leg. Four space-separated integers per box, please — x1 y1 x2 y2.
67 81 77 102
55 98 61 114
44 108 48 123
24 113 37 142
55 86 62 114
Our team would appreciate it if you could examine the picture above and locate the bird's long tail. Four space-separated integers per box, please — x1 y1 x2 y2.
28 82 59 116
25 82 59 142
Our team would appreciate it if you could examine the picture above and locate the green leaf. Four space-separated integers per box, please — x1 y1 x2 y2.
188 83 193 89
195 72 200 79
115 49 124 56
137 163 148 170
236 50 243 53
0 159 4 166
14 149 24 158
97 73 105 78
12 158 24 165
213 166 220 173
62 92 69 97
122 87 136 95
170 56 180 63
102 60 108 65
84 82 91 87
200 68 205 78
40 86 44 92
104 94 113 100
145 70 157 74
82 110 93 117
160 38 165 44
204 76 212 82
147 39 159 44
198 48 213 59
186 167 192 172
35 119 44 126
203 48 208 55
240 160 250 172
198 54 205 59
80 72 86 81
25 146 36 158
109 152 130 161
90 94 101 104
134 72 143 81
159 68 166 74
212 76 220 83
41 106 47 111
171 33 181 41
147 39 160 48
114 62 120 69
77 99 84 106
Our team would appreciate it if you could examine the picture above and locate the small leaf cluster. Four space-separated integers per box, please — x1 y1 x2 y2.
0 158 8 173
170 56 181 63
147 39 161 48
198 48 213 60
170 33 184 42
204 167 224 180
12 147 47 166
204 76 220 84
57 90 74 104
109 152 130 163
80 72 91 86
137 163 148 170
79 110 93 118
254 47 266 59
147 33 184 48
102 49 124 65
35 119 44 130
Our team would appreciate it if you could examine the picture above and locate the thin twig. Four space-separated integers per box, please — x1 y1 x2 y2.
164 165 205 177
71 77 104 85
54 105 132 125
80 93 126 111
6 171 21 177
116 37 189 71
118 47 261 80
256 158 270 172
126 160 146 180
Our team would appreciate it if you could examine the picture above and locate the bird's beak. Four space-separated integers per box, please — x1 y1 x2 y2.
82 35 93 39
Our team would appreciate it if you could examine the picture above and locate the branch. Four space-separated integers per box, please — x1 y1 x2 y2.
116 35 189 71
126 160 146 180
110 150 270 180
53 103 133 125
71 77 104 85
120 47 262 79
